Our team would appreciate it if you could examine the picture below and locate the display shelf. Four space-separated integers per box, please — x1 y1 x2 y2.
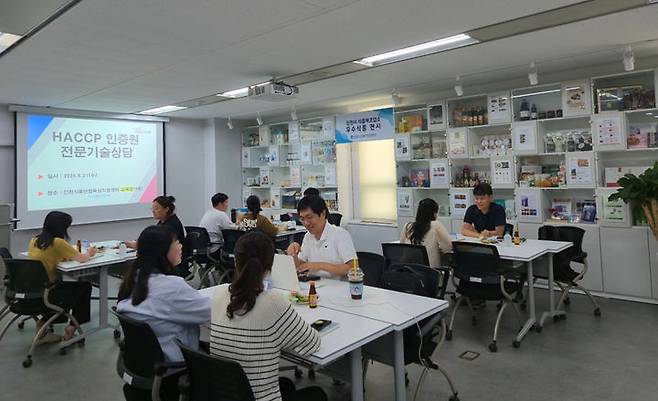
592 69 656 114
395 106 428 133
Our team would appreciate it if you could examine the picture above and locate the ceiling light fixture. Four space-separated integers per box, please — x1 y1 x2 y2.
217 82 270 98
623 45 635 72
137 105 187 115
354 33 478 67
528 62 539 86
0 32 22 54
290 107 298 121
391 90 401 106
227 116 234 130
454 76 464 97
256 113 263 126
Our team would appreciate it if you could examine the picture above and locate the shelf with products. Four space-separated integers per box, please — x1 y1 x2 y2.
450 159 490 189
543 188 597 226
448 95 489 128
467 123 513 158
625 109 658 150
513 83 563 122
516 153 566 189
394 106 428 133
592 69 656 114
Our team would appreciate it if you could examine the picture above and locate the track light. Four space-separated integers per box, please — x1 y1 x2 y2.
623 45 635 72
256 113 263 126
454 76 463 97
528 62 539 86
391 90 401 106
227 116 233 130
290 107 298 121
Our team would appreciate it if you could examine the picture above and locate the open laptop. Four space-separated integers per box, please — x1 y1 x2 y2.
271 254 300 292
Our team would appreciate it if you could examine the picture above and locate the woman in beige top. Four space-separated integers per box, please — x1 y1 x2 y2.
400 198 453 267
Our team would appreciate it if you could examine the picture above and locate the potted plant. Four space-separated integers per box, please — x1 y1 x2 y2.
609 161 658 241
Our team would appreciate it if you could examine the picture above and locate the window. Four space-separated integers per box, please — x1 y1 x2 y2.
352 139 397 221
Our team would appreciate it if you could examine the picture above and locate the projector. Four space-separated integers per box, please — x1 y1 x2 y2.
248 82 299 102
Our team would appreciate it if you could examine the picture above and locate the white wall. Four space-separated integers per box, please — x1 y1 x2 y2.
214 118 246 210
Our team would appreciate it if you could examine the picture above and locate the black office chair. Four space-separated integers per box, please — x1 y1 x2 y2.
327 213 342 226
0 247 11 259
538 225 600 317
112 309 186 401
184 226 222 288
447 242 524 352
175 339 255 401
218 230 247 284
381 243 430 268
380 262 459 401
0 259 84 367
356 252 385 287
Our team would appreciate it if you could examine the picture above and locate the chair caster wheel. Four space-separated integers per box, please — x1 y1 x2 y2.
449 395 460 401
471 316 477 326
59 347 67 355
559 314 567 321
78 338 86 347
445 330 453 341
535 326 542 333
496 302 502 310
520 302 527 311
18 322 25 330
488 342 498 352
563 297 571 305
294 368 303 378
405 373 410 387
512 341 520 349
308 369 316 379
113 329 121 339
594 308 601 317
22 357 32 368
553 315 560 323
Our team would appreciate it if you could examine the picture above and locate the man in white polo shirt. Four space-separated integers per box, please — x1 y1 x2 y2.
287 195 356 278
199 192 236 253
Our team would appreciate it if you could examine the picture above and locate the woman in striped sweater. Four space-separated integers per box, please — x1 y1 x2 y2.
210 231 327 401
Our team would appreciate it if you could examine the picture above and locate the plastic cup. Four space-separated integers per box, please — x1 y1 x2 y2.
348 270 364 300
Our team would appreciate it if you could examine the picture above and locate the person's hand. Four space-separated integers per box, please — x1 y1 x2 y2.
481 229 490 238
287 242 301 257
297 262 317 273
87 247 97 257
126 240 137 249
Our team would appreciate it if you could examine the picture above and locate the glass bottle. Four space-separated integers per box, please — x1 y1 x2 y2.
531 104 538 120
545 134 555 153
567 132 576 152
308 281 318 308
519 99 530 121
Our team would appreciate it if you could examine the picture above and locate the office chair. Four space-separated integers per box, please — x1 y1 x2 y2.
379 262 459 401
175 339 255 401
538 225 600 318
447 242 524 352
112 309 186 401
356 252 385 287
327 213 342 226
184 226 222 288
0 259 84 367
0 247 10 293
218 230 247 284
381 243 430 268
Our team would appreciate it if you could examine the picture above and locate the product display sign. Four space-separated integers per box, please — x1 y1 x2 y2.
324 164 337 186
395 134 411 160
491 157 514 187
430 159 449 187
594 115 623 147
566 152 594 187
300 142 312 163
397 189 413 216
336 108 394 144
259 126 270 146
288 121 300 143
428 103 445 130
562 80 591 116
242 148 251 167
517 189 542 222
322 118 335 139
290 166 301 187
512 122 537 153
487 91 511 123
450 189 472 217
447 129 467 158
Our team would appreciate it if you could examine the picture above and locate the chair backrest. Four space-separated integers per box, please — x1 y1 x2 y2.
381 243 430 267
221 229 247 255
3 259 50 299
0 247 12 259
279 213 291 222
185 226 212 256
114 310 165 379
328 213 342 226
176 339 255 401
356 252 385 287
381 262 446 299
538 225 586 264
451 241 503 284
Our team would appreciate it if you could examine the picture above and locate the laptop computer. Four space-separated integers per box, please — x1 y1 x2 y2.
271 254 300 292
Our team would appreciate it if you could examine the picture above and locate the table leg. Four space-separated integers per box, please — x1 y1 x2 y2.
350 347 364 401
539 253 566 328
516 260 536 343
393 330 406 401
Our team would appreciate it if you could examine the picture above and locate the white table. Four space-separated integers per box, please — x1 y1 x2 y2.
275 226 306 247
200 281 446 401
56 248 136 346
453 236 572 340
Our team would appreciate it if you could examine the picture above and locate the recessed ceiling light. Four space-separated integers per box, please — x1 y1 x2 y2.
0 32 22 54
354 33 478 67
138 105 187 115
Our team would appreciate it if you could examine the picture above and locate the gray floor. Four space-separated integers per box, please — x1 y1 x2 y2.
1 281 657 401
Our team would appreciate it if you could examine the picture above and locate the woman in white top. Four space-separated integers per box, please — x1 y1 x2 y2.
117 225 211 362
400 198 453 267
211 231 326 401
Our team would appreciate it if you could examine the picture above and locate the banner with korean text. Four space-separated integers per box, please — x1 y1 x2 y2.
335 108 394 143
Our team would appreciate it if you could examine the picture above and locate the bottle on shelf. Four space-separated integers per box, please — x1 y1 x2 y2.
461 109 468 127
567 133 576 152
519 99 530 121
531 104 538 120
476 106 484 126
308 281 318 308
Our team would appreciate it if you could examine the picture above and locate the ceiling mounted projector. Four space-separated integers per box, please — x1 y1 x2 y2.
248 82 299 101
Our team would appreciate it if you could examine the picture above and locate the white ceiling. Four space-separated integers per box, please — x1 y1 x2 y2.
0 0 657 121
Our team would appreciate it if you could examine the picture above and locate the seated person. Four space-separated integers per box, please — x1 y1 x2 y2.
303 187 320 197
199 192 236 253
286 196 356 278
211 231 326 401
237 195 278 237
27 211 96 343
400 198 453 267
126 195 186 249
461 183 506 238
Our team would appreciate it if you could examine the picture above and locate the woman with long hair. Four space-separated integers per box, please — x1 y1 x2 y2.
27 211 96 343
400 198 453 267
237 195 278 237
126 195 186 249
117 225 210 362
210 231 326 401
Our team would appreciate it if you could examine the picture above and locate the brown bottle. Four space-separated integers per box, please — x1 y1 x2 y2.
76 240 82 252
513 224 521 245
308 281 318 308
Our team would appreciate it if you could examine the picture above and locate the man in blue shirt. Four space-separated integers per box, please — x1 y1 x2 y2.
461 183 507 238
